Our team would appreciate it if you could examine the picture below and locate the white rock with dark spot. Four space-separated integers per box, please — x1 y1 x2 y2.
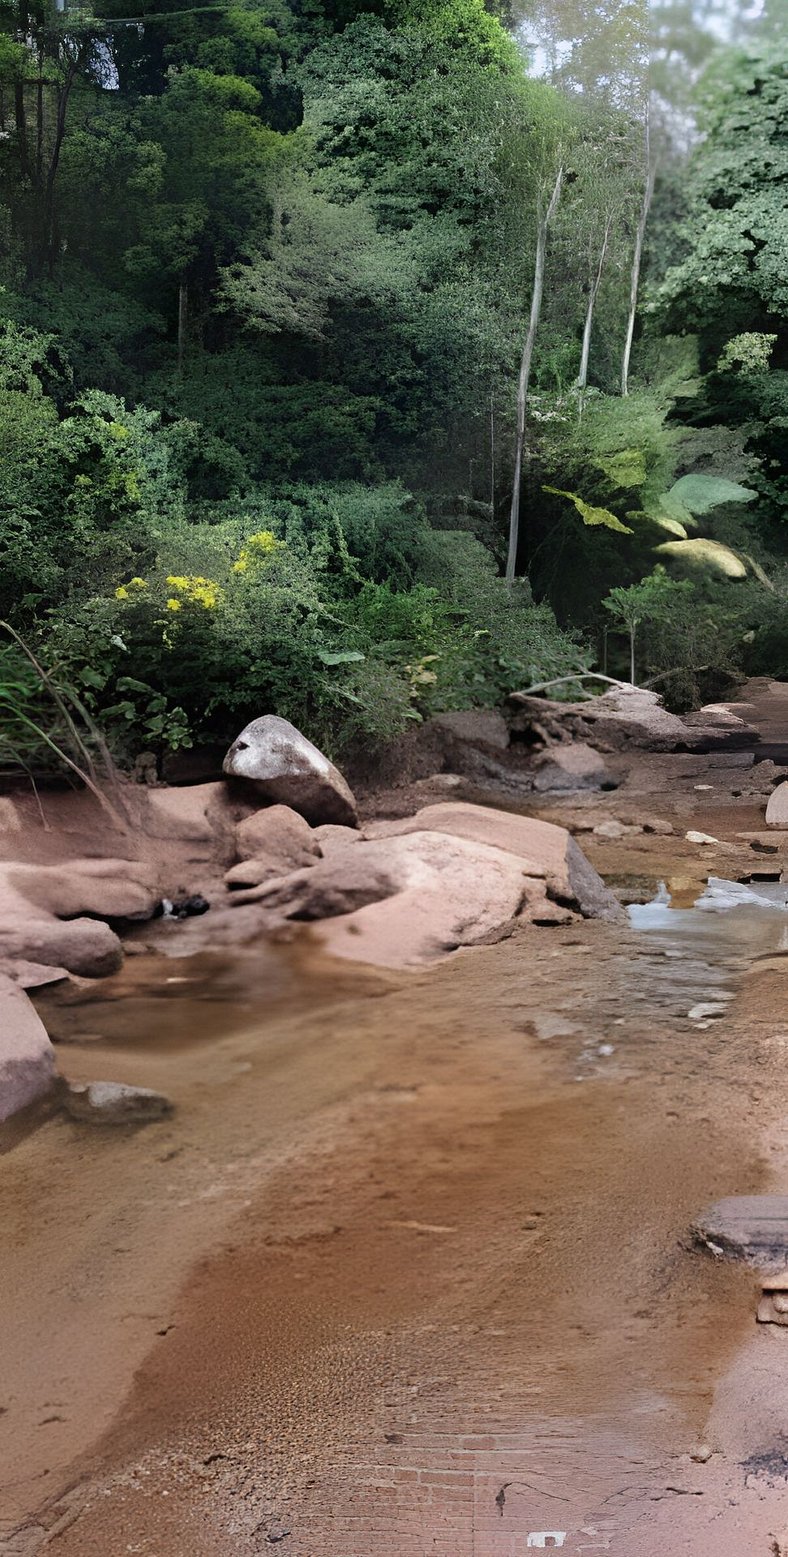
224 716 358 828
64 1081 173 1125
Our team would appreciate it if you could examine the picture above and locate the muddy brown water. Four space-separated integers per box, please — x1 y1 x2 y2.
2 863 788 1557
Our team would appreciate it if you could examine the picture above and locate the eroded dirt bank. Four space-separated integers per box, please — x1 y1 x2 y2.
1 681 787 1556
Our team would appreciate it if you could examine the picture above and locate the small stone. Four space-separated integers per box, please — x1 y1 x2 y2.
597 1043 615 1057
532 742 609 792
688 1002 727 1021
64 1081 173 1125
690 1444 713 1464
686 830 719 845
593 818 634 840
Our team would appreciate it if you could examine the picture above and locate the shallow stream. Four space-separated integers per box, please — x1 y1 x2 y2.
5 865 788 1557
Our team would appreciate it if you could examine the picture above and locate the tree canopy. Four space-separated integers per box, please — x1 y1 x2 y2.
0 0 785 773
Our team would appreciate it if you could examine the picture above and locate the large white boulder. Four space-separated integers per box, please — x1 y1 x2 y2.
223 716 358 827
0 974 57 1121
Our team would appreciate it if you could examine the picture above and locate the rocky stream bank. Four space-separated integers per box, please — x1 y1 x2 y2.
1 678 787 1556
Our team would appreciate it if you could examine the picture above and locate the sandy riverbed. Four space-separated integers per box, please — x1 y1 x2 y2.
1 681 787 1557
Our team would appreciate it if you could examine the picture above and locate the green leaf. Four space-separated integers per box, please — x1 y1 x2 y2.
117 676 154 694
316 648 366 665
543 486 633 534
80 667 107 689
667 474 756 515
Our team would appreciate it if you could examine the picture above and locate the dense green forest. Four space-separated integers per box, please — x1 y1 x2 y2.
0 0 785 770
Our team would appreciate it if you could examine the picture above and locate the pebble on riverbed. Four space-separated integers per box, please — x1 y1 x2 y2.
689 1444 713 1463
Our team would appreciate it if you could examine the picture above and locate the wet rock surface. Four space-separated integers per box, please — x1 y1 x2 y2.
0 914 123 980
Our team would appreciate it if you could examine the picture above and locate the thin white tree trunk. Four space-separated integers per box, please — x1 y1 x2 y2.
621 106 654 398
506 165 563 585
578 212 613 395
177 280 188 373
489 389 495 514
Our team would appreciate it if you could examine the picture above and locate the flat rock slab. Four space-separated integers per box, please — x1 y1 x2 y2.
693 1197 788 1268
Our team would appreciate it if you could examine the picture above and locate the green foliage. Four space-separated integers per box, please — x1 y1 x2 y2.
594 448 648 489
543 485 633 534
656 38 788 336
603 568 693 636
0 0 784 782
718 333 777 374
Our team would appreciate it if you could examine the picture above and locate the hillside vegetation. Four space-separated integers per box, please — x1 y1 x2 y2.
0 0 785 771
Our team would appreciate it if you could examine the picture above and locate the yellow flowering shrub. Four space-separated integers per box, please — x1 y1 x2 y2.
233 530 283 574
114 573 220 613
115 577 148 601
165 575 222 609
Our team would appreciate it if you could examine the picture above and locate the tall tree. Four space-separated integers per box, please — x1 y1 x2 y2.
506 162 563 582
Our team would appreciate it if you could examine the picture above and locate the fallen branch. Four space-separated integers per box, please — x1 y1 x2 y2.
511 673 634 700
